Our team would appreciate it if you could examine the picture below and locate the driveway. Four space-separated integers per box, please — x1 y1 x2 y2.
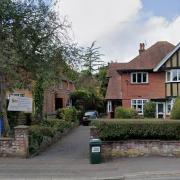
35 125 90 162
1 126 180 179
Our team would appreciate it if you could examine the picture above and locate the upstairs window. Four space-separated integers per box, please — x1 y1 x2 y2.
166 69 180 82
131 72 148 84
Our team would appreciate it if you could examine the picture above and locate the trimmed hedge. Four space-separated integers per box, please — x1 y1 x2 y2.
29 119 73 154
115 106 138 119
91 119 180 141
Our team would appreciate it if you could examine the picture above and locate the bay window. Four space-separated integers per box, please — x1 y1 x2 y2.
166 69 180 82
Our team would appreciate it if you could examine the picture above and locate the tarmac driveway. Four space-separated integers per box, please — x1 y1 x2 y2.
35 125 90 161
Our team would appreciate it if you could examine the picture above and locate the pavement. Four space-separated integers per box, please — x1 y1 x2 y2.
1 126 180 179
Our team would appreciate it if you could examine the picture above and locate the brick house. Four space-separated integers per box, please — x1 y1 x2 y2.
106 41 180 118
8 78 75 115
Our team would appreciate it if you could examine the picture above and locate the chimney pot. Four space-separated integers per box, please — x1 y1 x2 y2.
139 43 145 54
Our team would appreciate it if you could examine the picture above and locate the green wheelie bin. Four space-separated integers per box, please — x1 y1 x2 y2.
89 138 102 164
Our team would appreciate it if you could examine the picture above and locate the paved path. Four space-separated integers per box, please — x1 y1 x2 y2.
1 126 180 179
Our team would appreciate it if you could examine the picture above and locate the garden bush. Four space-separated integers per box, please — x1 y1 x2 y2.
91 119 180 141
144 101 156 118
29 118 74 154
56 107 77 122
171 97 180 119
115 106 137 119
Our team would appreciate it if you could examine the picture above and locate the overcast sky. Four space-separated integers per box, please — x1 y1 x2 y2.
56 0 180 64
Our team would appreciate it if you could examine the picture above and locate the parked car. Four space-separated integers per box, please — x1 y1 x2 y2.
82 110 98 125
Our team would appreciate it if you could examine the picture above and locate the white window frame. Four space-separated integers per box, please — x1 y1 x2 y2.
166 69 180 82
131 72 148 84
107 101 112 113
131 99 148 115
166 98 175 115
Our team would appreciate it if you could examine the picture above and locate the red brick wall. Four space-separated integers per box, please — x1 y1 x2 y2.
121 72 165 108
43 81 75 114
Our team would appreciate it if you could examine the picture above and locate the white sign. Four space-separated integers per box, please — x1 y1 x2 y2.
92 146 100 153
8 96 32 112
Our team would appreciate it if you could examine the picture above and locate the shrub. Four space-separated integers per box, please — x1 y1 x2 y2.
29 125 44 154
29 118 74 154
91 119 180 141
115 107 137 119
144 101 156 118
42 119 72 133
56 107 77 122
171 97 180 119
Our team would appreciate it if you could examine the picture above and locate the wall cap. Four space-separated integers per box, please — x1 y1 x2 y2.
14 125 29 129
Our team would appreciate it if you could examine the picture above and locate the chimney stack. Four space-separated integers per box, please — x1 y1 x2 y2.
139 43 145 54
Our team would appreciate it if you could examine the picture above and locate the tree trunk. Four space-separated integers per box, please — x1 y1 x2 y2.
0 74 10 137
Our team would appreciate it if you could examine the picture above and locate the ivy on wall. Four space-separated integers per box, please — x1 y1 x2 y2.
33 78 44 121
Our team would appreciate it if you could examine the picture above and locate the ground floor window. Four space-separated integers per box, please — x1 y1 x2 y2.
131 99 148 115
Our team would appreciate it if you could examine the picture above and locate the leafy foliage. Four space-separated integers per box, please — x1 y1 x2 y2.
96 66 108 97
91 119 180 141
171 97 180 119
0 0 80 128
115 107 138 119
29 118 73 154
56 107 78 122
144 101 156 118
81 41 104 75
70 89 104 112
33 78 44 121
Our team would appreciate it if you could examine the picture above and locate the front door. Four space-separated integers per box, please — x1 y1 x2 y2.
156 102 165 118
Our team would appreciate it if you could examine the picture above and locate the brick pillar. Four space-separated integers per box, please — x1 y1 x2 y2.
14 125 29 158
90 126 99 139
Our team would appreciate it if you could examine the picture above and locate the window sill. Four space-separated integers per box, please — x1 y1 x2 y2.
130 83 149 85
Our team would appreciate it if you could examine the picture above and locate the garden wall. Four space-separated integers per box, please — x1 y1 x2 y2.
90 127 180 159
0 125 29 158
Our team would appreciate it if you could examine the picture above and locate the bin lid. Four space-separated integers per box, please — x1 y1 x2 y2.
89 138 102 145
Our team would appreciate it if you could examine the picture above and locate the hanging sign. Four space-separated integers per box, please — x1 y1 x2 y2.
8 96 32 112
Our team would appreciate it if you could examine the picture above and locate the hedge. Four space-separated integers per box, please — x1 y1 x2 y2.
91 119 180 141
29 119 73 154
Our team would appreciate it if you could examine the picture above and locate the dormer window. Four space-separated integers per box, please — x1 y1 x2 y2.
131 72 148 84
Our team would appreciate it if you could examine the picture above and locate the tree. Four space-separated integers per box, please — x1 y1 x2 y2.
81 41 104 75
144 101 156 118
70 89 104 113
96 66 108 97
0 0 76 135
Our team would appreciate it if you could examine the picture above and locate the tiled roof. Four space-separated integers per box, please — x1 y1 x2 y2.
105 41 175 100
105 70 122 99
107 41 175 76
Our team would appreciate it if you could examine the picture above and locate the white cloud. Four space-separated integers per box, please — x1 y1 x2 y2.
58 0 142 44
56 0 180 63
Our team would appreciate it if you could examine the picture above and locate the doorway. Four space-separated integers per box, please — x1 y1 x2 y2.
156 102 165 118
55 98 63 110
